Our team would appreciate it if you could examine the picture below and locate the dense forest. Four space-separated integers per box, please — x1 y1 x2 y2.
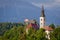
0 23 60 40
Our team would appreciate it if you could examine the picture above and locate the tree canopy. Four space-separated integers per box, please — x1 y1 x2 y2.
0 23 60 40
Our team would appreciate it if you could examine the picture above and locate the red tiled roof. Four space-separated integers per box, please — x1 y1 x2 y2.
26 23 39 29
43 26 53 31
26 23 32 29
26 24 53 31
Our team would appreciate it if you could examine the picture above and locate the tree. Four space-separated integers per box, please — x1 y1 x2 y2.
36 28 47 40
26 28 36 40
3 25 26 40
0 36 3 40
26 28 47 40
50 26 60 40
3 26 18 40
49 24 55 29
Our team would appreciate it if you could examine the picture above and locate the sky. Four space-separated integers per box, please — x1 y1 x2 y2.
0 0 60 25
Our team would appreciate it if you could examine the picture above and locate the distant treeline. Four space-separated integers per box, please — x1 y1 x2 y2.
0 23 24 36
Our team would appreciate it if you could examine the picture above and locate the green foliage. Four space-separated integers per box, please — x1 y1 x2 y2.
50 26 60 40
3 26 26 40
0 23 60 40
36 28 47 40
49 24 55 29
26 28 47 40
0 23 24 35
0 36 3 40
26 28 37 40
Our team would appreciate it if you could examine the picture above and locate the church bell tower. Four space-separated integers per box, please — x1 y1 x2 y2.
40 5 45 28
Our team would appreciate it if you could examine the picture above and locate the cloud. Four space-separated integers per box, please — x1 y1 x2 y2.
31 0 60 9
0 0 60 8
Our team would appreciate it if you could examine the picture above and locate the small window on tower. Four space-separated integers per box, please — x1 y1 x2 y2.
41 19 42 21
44 23 45 25
41 23 42 25
44 19 45 21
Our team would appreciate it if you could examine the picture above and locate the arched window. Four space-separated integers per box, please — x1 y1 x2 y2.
41 19 42 21
44 18 45 21
41 23 42 25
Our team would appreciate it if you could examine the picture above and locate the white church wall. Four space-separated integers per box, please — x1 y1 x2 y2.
40 17 45 28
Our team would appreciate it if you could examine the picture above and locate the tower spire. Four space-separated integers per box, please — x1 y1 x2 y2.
40 5 45 17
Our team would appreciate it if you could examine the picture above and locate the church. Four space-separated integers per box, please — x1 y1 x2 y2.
25 5 53 40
